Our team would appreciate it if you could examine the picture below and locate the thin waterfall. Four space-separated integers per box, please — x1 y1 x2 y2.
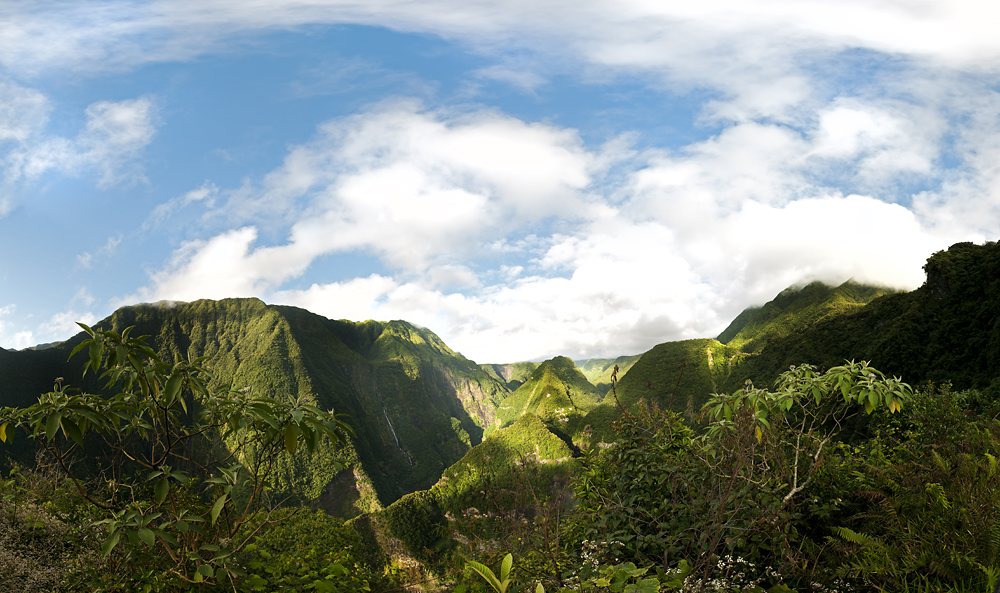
383 407 402 449
375 377 415 466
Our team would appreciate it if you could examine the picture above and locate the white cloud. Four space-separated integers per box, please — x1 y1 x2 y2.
38 309 96 342
0 79 49 143
77 233 124 269
473 63 547 93
20 1 1000 361
807 98 945 189
145 181 219 228
193 101 598 262
2 95 158 206
0 305 34 350
11 331 34 350
118 98 971 362
5 1 999 127
79 97 159 186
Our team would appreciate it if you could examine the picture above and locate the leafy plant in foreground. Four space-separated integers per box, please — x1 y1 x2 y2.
0 323 353 590
574 360 911 588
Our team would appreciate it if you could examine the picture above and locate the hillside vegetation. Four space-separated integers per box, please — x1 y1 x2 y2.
0 300 511 511
574 355 642 394
725 242 1000 392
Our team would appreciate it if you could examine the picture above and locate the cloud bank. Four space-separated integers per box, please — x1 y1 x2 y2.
124 99 965 362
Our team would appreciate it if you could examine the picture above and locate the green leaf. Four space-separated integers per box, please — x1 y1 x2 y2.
101 530 121 557
210 494 228 525
283 423 297 454
500 553 513 582
61 417 84 446
164 372 183 407
467 560 502 592
157 531 178 546
197 564 215 578
88 340 103 374
155 478 169 504
45 412 62 442
69 337 90 360
138 528 155 547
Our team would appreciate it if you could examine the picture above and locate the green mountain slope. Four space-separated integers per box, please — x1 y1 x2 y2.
717 280 896 354
480 362 541 391
496 356 600 435
0 298 511 513
725 241 1000 392
575 355 642 394
610 339 737 419
430 412 575 514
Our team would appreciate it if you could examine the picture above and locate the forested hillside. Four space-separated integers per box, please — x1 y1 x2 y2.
0 299 511 511
725 241 1000 392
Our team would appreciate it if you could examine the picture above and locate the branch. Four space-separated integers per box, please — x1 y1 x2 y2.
782 433 832 506
42 440 118 510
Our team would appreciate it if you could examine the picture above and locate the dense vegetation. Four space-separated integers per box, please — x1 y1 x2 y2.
4 241 1000 591
0 301 510 511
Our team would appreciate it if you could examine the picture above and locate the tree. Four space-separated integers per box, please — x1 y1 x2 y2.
573 360 912 587
703 360 911 505
0 323 353 590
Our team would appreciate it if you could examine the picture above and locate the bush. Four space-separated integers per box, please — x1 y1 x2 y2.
235 508 382 592
0 325 353 590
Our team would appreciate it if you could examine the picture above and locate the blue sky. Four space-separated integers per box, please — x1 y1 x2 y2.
1 0 998 362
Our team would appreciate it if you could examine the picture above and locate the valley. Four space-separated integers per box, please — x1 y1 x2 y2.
4 240 1000 592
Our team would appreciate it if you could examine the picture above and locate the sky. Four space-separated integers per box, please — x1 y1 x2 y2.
1 0 999 363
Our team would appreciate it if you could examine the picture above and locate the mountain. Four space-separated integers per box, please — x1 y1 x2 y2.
9 240 1000 531
726 241 1000 391
480 362 541 391
604 281 898 419
429 412 575 515
575 355 642 394
495 356 602 447
0 299 511 513
608 339 736 419
716 280 896 354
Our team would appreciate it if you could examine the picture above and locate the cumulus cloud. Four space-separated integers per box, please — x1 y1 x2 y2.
0 305 34 350
38 309 96 341
0 79 49 143
145 181 219 228
10 96 157 185
172 100 599 265
119 96 976 362
0 93 158 215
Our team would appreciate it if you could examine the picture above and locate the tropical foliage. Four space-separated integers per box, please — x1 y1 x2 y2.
0 323 352 590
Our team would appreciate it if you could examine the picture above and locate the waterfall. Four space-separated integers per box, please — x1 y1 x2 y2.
383 407 402 449
375 378 415 467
